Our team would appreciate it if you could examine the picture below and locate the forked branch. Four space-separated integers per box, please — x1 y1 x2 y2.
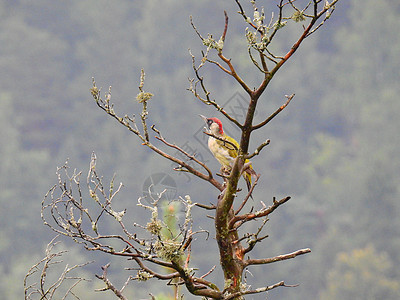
230 196 292 230
95 264 130 300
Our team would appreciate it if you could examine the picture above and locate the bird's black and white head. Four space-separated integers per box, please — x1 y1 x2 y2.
200 115 224 136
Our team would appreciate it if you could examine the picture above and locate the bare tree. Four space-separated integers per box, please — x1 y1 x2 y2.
37 0 339 299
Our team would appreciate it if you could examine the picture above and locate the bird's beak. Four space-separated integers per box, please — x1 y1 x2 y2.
199 114 208 123
199 114 209 131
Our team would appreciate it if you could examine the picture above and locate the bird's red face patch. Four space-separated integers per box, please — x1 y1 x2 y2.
208 118 223 135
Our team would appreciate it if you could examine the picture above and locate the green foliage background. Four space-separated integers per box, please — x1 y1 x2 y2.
0 0 399 299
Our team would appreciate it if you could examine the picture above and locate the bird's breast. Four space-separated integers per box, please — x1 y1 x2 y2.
208 137 234 167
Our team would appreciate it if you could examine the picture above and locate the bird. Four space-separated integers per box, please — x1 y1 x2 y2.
200 115 255 193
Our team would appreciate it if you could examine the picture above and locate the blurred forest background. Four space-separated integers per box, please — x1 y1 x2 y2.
1 0 399 299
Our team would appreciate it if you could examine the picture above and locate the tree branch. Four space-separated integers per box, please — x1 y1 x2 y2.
152 125 213 178
244 248 312 267
95 264 129 300
230 196 291 229
91 78 224 192
130 257 179 280
218 51 253 96
246 139 270 160
225 280 297 299
221 10 228 42
203 131 239 152
252 94 295 130
242 216 269 255
188 50 243 129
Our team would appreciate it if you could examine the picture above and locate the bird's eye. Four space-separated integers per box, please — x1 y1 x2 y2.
207 120 213 126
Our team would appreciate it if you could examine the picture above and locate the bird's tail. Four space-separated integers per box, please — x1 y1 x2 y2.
244 172 252 193
243 163 256 197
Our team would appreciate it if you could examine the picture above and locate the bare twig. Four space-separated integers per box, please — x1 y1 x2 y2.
252 94 295 130
24 236 92 300
217 50 253 95
225 280 295 299
194 203 216 210
203 131 239 152
246 139 270 160
221 10 229 42
95 264 129 300
191 7 253 95
245 248 312 267
188 50 242 129
152 126 214 179
230 196 291 229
